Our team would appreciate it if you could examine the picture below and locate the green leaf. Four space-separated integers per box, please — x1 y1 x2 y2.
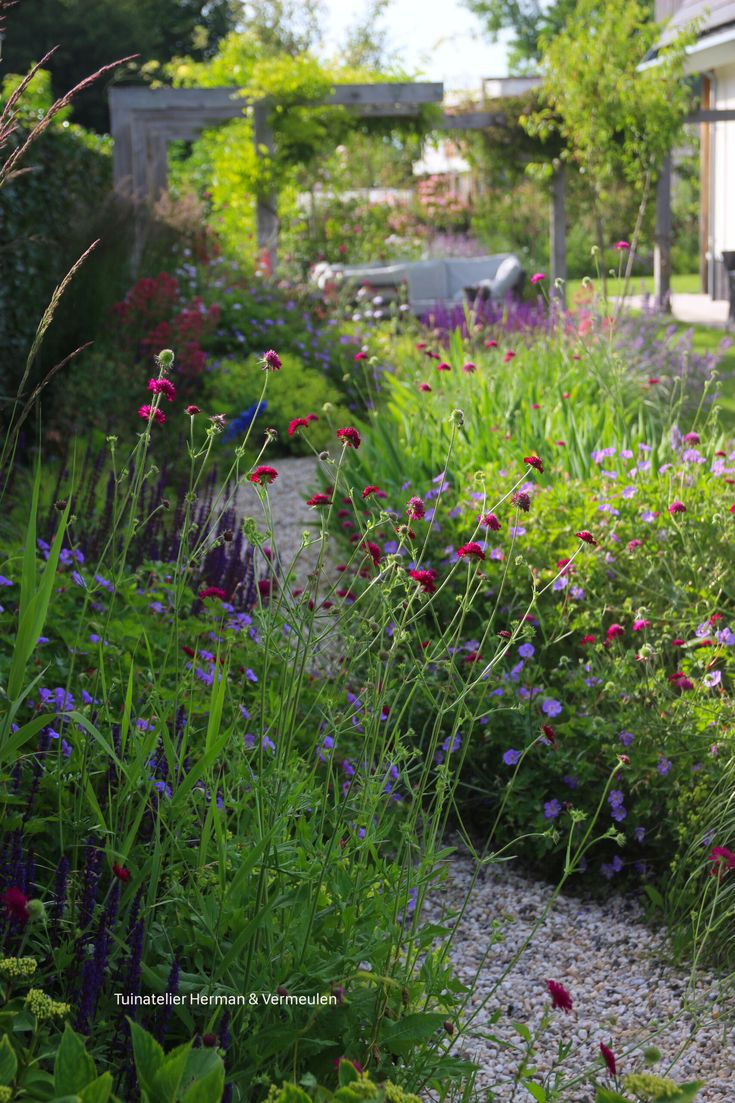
54 1025 96 1095
338 1058 360 1086
595 1089 630 1103
79 1072 114 1103
380 1012 446 1056
152 1042 192 1102
0 1034 17 1086
513 1022 532 1043
667 1083 704 1103
180 1062 225 1103
129 1020 165 1099
524 1083 547 1103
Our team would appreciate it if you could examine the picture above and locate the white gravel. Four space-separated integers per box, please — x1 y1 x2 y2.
426 854 734 1101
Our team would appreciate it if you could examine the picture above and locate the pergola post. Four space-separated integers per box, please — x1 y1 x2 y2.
549 163 567 305
654 152 672 311
253 99 278 275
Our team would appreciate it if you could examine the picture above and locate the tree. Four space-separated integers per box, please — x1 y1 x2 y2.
525 0 694 300
340 0 396 71
239 0 326 56
462 0 580 70
2 0 239 131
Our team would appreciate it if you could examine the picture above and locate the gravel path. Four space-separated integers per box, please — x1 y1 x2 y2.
427 855 733 1101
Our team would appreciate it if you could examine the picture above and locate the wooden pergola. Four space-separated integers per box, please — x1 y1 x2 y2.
109 82 735 306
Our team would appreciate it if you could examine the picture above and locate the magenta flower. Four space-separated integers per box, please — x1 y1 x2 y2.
248 465 278 485
511 491 530 512
479 512 500 530
614 240 630 250
606 623 625 641
406 496 425 520
457 542 486 561
547 980 573 1012
668 500 686 514
138 404 166 426
530 272 546 284
262 349 282 371
576 530 598 546
148 378 176 402
600 1042 617 1077
337 427 361 449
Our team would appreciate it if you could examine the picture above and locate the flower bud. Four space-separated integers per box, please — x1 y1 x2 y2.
27 899 45 922
157 349 175 369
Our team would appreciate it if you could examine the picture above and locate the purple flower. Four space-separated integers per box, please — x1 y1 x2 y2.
518 643 535 659
618 731 634 747
503 748 521 765
633 826 646 843
704 670 722 688
657 756 672 776
544 799 562 820
541 698 562 718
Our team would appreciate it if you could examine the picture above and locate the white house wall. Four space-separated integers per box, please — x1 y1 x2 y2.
712 61 735 297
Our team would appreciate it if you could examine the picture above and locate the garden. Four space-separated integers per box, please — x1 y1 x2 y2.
1 1 734 1101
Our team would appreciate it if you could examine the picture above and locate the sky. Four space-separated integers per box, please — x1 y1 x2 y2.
321 0 512 93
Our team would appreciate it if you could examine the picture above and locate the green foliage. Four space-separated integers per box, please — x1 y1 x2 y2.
463 0 583 69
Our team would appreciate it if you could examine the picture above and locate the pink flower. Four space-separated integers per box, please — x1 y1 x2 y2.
437 361 452 372
633 619 651 631
669 671 694 691
406 496 425 520
600 1043 617 1077
576 530 598 546
186 404 200 415
530 272 545 284
668 500 686 514
361 540 381 566
248 465 278 485
418 383 432 392
547 980 573 1013
614 240 630 250
628 539 642 550
504 350 516 363
148 378 176 401
307 493 332 507
199 586 227 600
511 491 530 512
606 623 625 641
479 512 500 531
337 427 361 449
683 431 700 444
457 542 486 561
261 349 282 371
485 339 498 348
462 361 476 373
409 568 437 593
524 455 544 474
709 846 735 876
581 634 596 645
1 887 29 925
138 404 166 426
354 351 368 361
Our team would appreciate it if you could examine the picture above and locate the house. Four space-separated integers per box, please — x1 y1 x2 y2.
658 0 735 298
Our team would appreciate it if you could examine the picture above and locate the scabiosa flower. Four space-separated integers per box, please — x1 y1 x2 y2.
669 671 694 691
462 361 476 373
530 272 546 284
486 339 498 348
437 361 451 372
337 427 361 449
261 349 282 371
138 404 166 426
599 1042 617 1077
112 864 131 882
633 619 651 631
524 455 544 473
709 846 735 875
547 979 573 1012
248 465 278 485
362 485 382 499
361 541 381 566
614 240 630 250
504 350 516 362
354 350 368 361
541 724 558 747
409 568 437 594
606 623 625 641
479 512 500 530
288 414 318 436
511 491 530 512
418 383 432 392
628 539 642 550
457 542 486 561
186 404 200 415
581 634 596 644
199 586 228 600
307 492 332 507
1 887 30 925
576 530 597 545
148 378 176 401
668 500 686 514
406 496 425 520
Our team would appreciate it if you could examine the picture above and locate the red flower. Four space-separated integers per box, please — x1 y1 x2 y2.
575 530 597 545
497 629 512 639
288 415 318 436
406 496 425 520
541 724 558 747
668 500 686 515
730 504 735 514
511 491 530 512
112 863 131 882
416 341 427 350
457 542 486 561
462 361 476 373
248 465 278 485
504 350 516 362
606 623 624 641
337 427 361 449
614 240 630 250
546 979 573 1013
633 619 651 631
1 887 30 925
669 671 694 691
262 349 282 371
523 455 544 474
199 586 227 600
361 541 381 566
186 404 200 415
437 361 452 372
354 350 368 361
307 493 332 507
479 512 500 530
409 568 437 593
334 1058 364 1073
600 1042 617 1077
581 634 596 645
671 638 685 646
485 339 498 348
362 485 382 499
530 272 545 284
418 383 432 392
138 404 166 426
708 846 735 876
148 378 176 402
